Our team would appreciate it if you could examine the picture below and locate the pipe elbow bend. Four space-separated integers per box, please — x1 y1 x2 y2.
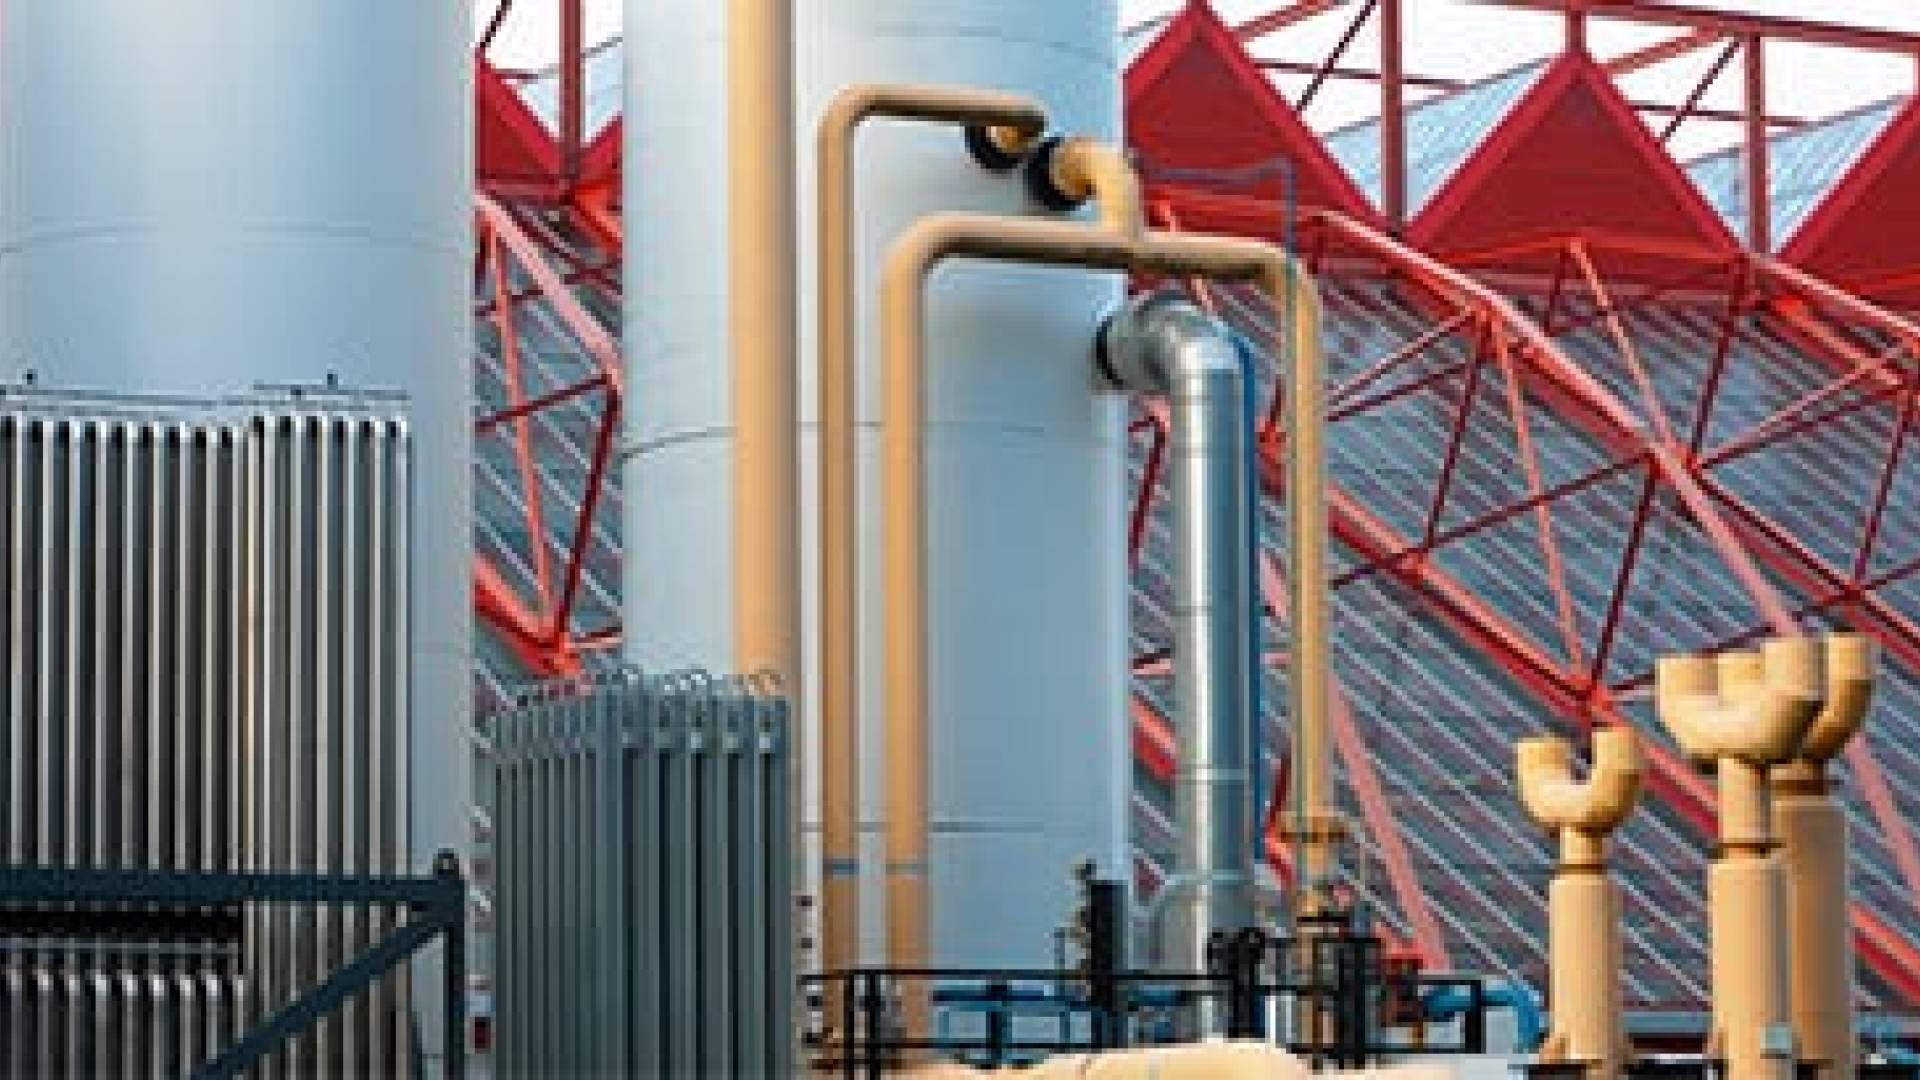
1517 729 1641 834
1026 136 1143 237
1797 632 1876 764
1656 638 1823 765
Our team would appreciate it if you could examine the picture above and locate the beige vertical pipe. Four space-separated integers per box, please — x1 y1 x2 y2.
1517 727 1643 1080
875 166 1323 1040
814 84 1048 1004
1774 633 1875 1080
1657 637 1824 1080
729 0 801 687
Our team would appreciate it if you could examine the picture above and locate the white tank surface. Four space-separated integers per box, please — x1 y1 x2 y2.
625 0 1126 968
0 0 472 954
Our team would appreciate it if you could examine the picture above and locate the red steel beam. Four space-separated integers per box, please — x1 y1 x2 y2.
1379 0 1408 229
1467 0 1920 55
1253 60 1808 129
1743 36 1769 253
1235 0 1352 41
1606 28 1722 75
559 0 585 186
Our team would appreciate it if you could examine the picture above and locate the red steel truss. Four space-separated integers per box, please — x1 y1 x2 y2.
472 0 1920 1008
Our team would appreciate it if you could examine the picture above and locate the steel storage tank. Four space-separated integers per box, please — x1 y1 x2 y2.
0 0 472 1063
624 0 1127 967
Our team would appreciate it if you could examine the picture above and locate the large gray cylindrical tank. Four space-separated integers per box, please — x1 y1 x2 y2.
625 0 1126 967
0 0 472 976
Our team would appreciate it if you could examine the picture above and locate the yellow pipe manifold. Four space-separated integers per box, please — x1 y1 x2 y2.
868 140 1326 1044
814 82 1049 1011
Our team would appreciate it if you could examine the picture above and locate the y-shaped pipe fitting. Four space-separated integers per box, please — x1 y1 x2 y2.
1774 634 1875 1080
1517 727 1642 1080
1656 636 1825 1080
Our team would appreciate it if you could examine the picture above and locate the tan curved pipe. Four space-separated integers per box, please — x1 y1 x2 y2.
815 83 1048 995
1774 633 1876 1080
1792 632 1874 767
1654 637 1822 766
1042 136 1145 238
1517 726 1641 836
877 189 1324 1040
1517 728 1642 1080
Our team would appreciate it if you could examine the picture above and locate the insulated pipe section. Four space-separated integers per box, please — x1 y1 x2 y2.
1517 728 1643 1080
875 182 1323 1042
1098 294 1256 978
814 82 1049 1009
729 0 801 690
1655 637 1825 1080
1774 634 1875 1080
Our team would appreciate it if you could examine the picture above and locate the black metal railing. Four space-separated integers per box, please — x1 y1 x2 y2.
0 851 467 1079
804 926 1490 1076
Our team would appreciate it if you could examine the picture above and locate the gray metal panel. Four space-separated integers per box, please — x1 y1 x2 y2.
1686 98 1900 251
1325 60 1546 215
489 670 795 1077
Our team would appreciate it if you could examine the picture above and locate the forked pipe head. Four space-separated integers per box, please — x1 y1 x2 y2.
1796 632 1876 765
1517 726 1643 835
1655 636 1823 766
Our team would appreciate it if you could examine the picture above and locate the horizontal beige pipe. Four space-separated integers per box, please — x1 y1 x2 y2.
814 83 1048 998
878 202 1323 1040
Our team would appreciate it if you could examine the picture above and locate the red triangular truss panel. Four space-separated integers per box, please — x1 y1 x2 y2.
1782 97 1920 308
1127 1 1377 229
1410 50 1739 279
478 60 561 195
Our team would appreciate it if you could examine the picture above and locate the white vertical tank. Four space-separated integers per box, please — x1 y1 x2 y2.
625 0 1127 966
0 0 471 986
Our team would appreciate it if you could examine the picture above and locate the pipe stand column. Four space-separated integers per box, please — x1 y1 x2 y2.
1775 634 1875 1080
1517 728 1643 1080
1657 638 1825 1080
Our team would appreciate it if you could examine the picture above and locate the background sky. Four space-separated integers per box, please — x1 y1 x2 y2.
476 1 1920 158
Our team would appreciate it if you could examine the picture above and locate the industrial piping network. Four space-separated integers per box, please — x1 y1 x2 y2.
864 136 1330 1042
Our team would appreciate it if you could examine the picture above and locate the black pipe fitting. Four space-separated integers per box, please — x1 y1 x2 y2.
964 124 1029 173
1024 136 1091 212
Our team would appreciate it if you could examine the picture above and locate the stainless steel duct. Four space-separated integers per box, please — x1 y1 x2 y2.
1098 294 1257 976
0 392 413 1077
489 670 796 1077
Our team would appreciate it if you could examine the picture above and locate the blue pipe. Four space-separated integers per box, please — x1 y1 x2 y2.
1423 982 1547 1054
